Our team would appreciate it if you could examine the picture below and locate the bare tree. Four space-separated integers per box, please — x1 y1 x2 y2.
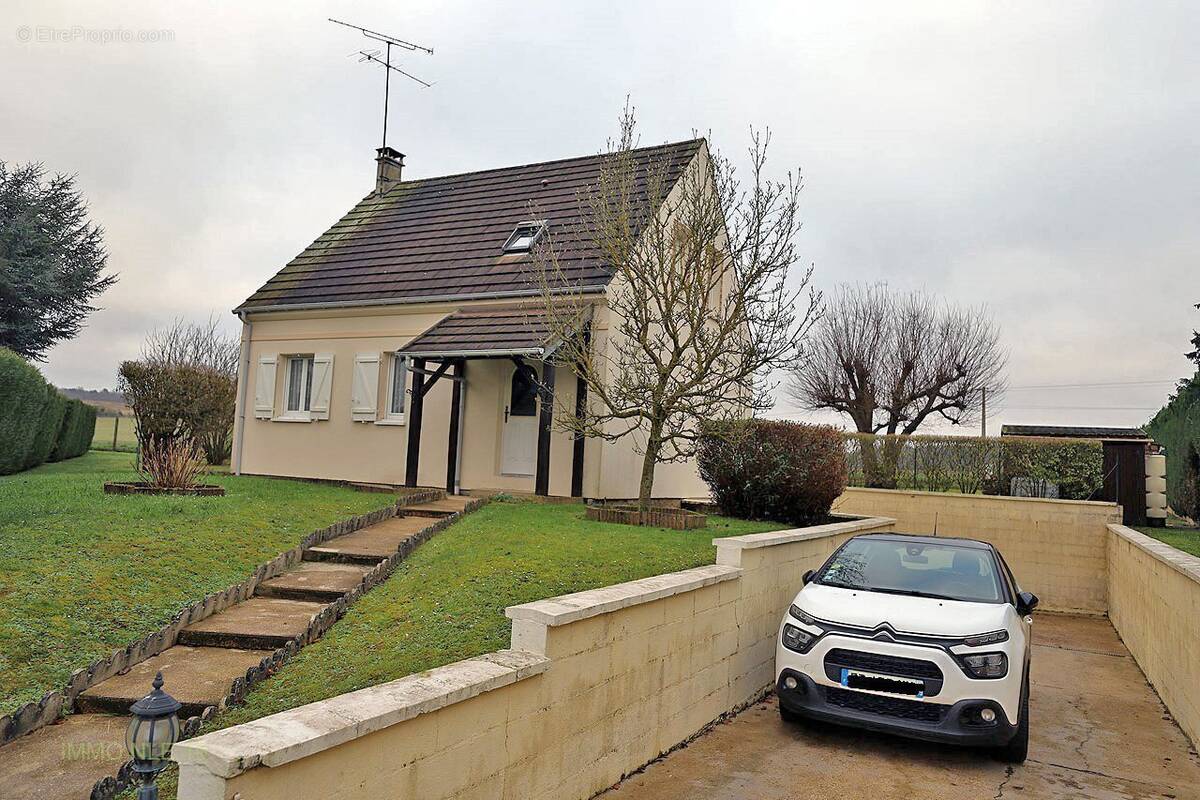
142 315 239 375
530 103 820 511
789 283 1006 486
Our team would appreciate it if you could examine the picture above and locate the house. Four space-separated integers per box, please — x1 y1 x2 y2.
230 139 713 499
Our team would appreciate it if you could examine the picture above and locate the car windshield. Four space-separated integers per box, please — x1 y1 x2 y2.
816 538 1004 603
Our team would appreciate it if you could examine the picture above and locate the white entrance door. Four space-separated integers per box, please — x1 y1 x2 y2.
501 364 539 476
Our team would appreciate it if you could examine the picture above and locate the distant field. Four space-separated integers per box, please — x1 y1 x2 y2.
90 415 138 452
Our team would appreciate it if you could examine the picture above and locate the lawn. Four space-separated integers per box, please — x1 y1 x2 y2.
1136 513 1200 558
215 500 781 728
138 499 780 799
0 451 395 714
90 415 138 452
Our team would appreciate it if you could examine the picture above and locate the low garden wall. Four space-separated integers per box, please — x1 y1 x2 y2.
171 516 896 800
833 488 1121 614
1107 524 1200 746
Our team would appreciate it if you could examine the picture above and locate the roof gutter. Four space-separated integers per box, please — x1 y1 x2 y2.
232 285 607 316
401 347 546 359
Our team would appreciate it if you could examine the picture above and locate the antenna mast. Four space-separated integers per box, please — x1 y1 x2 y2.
328 18 433 149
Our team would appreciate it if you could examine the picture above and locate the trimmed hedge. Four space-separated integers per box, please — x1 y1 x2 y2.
0 347 96 474
1147 376 1200 520
844 432 1105 500
23 386 67 468
698 420 848 526
50 399 96 462
0 349 49 474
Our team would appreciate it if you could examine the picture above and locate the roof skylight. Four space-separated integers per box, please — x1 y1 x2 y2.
502 220 547 253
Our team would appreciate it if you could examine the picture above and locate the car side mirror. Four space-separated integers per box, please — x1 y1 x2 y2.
802 569 814 585
1016 591 1039 615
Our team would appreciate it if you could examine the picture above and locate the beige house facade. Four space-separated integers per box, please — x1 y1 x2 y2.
231 140 712 500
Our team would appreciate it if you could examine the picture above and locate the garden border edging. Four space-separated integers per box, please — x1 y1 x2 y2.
84 494 487 800
0 497 421 748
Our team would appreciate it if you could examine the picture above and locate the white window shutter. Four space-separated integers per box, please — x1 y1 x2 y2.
351 353 380 421
253 356 277 419
310 353 334 420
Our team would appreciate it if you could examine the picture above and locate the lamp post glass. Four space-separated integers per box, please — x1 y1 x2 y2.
127 671 182 798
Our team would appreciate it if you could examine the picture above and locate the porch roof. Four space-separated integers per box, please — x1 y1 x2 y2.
398 305 560 359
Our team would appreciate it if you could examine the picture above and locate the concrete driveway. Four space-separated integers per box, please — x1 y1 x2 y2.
602 615 1200 800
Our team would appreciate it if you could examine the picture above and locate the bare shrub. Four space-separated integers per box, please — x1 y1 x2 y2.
137 436 207 489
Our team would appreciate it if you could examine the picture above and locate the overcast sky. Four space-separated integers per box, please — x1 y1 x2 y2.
3 1 1197 433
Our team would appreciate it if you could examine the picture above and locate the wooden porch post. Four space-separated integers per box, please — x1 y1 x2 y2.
405 357 426 487
535 362 555 496
570 373 586 498
570 325 591 498
445 360 465 495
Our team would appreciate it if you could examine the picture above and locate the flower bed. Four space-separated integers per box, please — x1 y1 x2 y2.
103 481 225 497
586 504 707 530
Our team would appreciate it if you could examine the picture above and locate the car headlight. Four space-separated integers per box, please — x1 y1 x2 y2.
789 604 819 627
962 630 1009 647
960 652 1008 679
782 623 817 654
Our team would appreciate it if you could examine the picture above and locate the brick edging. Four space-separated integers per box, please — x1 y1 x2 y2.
0 503 400 749
85 495 488 800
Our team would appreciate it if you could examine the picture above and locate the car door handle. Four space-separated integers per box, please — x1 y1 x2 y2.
504 405 510 423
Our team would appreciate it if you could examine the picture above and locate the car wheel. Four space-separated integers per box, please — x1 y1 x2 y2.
996 677 1029 764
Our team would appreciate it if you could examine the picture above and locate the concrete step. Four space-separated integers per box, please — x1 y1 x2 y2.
400 495 478 518
177 597 328 650
75 645 273 718
0 713 130 800
303 516 432 564
255 561 373 602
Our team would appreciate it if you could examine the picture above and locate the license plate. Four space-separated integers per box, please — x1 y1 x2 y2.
840 668 925 698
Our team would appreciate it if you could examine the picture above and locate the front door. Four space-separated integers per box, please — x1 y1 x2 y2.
501 364 538 476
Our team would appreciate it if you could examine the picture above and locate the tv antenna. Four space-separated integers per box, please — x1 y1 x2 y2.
328 18 433 149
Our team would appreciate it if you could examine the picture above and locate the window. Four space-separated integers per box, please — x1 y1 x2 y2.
502 220 547 253
815 537 1004 603
284 355 315 415
509 365 538 416
385 353 407 420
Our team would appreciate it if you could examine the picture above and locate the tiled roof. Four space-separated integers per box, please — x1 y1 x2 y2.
398 305 557 358
1000 424 1149 440
238 139 704 311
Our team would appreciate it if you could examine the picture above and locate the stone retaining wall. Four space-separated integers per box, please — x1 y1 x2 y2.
171 516 896 800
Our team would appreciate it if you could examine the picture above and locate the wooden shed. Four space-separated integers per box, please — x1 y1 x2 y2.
1000 425 1151 526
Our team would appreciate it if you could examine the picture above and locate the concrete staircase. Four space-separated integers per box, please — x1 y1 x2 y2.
0 491 483 800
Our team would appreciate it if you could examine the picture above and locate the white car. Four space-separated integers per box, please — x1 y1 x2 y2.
775 532 1038 763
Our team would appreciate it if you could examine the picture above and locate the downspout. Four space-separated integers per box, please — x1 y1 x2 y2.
232 311 252 475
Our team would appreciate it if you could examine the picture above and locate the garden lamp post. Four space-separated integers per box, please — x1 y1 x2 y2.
126 671 182 800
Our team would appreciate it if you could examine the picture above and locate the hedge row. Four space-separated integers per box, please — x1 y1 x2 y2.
1146 376 1200 520
0 348 97 475
844 432 1105 500
698 420 848 526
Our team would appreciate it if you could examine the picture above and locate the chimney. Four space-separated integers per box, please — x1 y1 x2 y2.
374 146 405 194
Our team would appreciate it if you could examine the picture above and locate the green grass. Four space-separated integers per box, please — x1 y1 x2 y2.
135 500 781 800
0 451 395 713
214 501 781 729
90 416 138 452
1135 513 1200 558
